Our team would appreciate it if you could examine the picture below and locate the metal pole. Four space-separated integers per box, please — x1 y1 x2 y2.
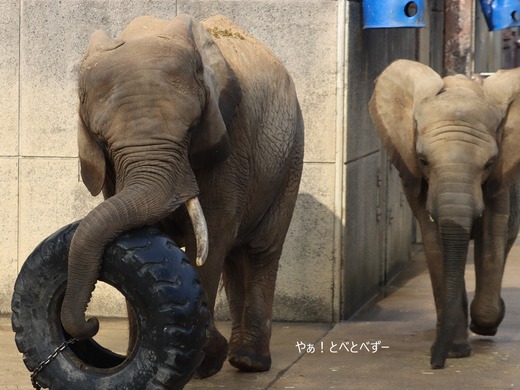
443 0 474 76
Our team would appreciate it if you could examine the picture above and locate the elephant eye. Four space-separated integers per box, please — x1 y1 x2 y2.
419 157 428 167
484 159 495 170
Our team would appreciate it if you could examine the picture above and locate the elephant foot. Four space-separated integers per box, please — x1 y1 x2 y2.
430 341 448 369
228 349 271 372
193 328 228 379
228 330 271 372
470 298 505 336
430 340 471 369
447 341 472 358
470 321 499 336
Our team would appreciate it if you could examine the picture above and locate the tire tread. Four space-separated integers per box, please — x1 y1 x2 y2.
11 222 208 389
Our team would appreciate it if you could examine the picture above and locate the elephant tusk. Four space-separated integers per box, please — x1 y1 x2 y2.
429 213 435 223
186 197 209 266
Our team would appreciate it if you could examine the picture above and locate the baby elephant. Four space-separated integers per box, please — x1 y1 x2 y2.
370 60 520 368
60 14 304 378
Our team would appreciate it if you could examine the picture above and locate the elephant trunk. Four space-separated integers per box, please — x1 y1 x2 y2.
61 179 208 340
429 189 474 368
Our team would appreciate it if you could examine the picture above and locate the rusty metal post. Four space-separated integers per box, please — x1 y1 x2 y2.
444 0 475 76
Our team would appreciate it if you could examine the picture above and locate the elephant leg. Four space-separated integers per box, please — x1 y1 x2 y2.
417 209 470 358
470 191 513 335
193 321 228 379
224 179 298 372
224 244 279 372
191 243 229 379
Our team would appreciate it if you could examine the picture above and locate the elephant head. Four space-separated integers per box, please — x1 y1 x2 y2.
60 14 241 339
369 60 520 367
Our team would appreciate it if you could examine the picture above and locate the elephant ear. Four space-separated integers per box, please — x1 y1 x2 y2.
369 60 444 196
165 14 241 170
78 114 105 196
483 68 520 196
85 29 124 56
77 29 120 196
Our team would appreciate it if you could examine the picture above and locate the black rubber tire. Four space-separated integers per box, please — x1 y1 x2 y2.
11 221 209 390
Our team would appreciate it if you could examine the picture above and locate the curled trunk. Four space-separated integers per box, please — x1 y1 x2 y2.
61 183 208 340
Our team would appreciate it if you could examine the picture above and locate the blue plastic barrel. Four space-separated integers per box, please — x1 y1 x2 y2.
363 0 425 29
479 0 520 31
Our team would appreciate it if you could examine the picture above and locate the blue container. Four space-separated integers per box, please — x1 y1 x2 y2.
363 0 425 29
479 0 520 31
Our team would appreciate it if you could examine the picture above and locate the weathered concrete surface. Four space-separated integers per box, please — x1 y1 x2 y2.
270 243 520 389
0 160 18 315
4 243 520 388
0 0 20 315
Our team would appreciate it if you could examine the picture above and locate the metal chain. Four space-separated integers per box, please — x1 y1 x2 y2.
31 338 78 389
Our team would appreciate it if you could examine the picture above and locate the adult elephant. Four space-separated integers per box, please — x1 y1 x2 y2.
369 60 520 369
60 14 304 378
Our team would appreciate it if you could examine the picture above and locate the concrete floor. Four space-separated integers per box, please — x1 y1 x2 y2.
2 243 520 389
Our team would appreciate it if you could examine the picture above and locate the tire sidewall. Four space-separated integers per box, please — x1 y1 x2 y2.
12 222 208 390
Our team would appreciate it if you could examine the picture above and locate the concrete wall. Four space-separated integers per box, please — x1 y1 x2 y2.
1 0 431 322
1 0 341 321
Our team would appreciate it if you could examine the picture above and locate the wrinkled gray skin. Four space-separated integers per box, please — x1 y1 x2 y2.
370 60 520 369
60 14 304 378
